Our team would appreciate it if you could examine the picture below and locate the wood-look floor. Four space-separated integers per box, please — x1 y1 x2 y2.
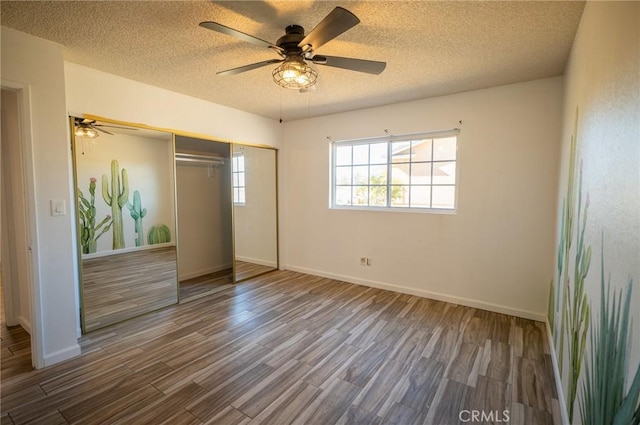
1 270 560 425
179 269 233 302
235 261 277 282
1 283 33 381
82 246 179 332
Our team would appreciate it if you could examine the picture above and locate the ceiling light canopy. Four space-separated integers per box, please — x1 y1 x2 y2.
272 56 318 90
75 124 99 139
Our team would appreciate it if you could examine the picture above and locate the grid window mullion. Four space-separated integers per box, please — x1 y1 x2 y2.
332 135 457 210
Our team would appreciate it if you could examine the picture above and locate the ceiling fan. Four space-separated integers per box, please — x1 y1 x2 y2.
74 118 137 139
200 6 386 90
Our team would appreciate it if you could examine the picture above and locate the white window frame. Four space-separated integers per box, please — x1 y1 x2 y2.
232 152 245 205
330 130 459 213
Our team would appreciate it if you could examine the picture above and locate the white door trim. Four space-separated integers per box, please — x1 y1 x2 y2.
1 79 45 369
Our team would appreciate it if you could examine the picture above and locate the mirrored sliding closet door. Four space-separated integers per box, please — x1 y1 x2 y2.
232 144 278 282
72 117 178 333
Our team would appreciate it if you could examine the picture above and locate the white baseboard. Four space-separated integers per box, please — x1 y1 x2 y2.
283 265 547 322
178 263 232 281
17 315 31 334
236 256 278 269
43 343 81 368
545 319 570 425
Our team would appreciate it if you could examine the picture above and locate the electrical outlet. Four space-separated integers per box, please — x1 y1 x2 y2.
360 257 367 266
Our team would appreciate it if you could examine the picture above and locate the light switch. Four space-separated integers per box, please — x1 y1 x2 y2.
50 199 66 216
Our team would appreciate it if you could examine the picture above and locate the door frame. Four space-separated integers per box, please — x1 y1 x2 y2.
1 80 45 369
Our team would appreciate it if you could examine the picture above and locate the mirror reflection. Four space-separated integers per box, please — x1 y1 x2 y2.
232 144 278 282
73 118 178 332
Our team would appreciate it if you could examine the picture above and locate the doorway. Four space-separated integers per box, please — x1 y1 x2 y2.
1 88 34 370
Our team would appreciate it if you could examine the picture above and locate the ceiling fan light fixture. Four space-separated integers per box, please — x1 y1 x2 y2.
75 124 99 139
272 57 318 90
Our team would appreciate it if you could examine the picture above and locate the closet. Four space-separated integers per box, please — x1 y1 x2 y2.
72 116 279 332
175 136 233 300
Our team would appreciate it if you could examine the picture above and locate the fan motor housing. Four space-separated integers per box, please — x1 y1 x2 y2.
277 25 306 55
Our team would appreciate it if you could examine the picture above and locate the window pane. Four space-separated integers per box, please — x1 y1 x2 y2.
352 186 369 205
390 185 409 207
336 145 352 166
410 185 431 208
335 166 352 185
432 186 455 209
370 142 388 164
238 188 246 204
233 188 239 203
391 141 411 163
237 156 245 172
335 186 351 205
233 173 239 186
238 173 245 187
332 136 457 212
353 165 369 184
411 139 432 161
369 165 387 185
411 162 431 185
369 186 387 207
433 137 457 161
432 161 456 184
391 163 410 184
353 144 369 165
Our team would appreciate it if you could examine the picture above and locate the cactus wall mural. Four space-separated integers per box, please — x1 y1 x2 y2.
549 106 639 425
127 190 147 247
74 128 176 256
77 177 112 254
148 224 171 245
102 160 129 250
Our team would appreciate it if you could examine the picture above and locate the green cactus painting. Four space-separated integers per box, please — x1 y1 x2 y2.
579 244 640 425
77 177 112 254
102 160 129 250
147 224 171 245
126 190 147 247
552 108 591 422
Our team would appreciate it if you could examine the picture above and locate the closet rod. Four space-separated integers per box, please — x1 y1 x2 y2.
175 153 225 165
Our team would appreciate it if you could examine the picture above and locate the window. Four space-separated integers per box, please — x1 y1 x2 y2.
331 132 458 211
232 153 245 205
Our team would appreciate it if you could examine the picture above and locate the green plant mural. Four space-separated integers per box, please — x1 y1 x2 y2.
548 106 639 424
579 244 640 425
549 108 592 422
564 159 591 422
147 224 171 245
102 160 129 250
126 190 147 247
77 177 112 254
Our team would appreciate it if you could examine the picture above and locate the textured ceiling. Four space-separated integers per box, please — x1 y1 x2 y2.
1 1 585 121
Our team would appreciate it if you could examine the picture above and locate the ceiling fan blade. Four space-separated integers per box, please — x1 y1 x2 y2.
217 59 283 76
298 7 360 52
311 55 386 74
199 21 281 52
94 126 114 135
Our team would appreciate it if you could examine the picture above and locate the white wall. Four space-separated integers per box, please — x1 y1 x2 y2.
548 2 639 424
281 77 564 320
176 162 233 280
64 63 282 149
1 26 81 366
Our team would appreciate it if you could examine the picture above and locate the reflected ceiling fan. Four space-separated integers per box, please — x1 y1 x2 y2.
200 6 386 90
74 118 137 139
